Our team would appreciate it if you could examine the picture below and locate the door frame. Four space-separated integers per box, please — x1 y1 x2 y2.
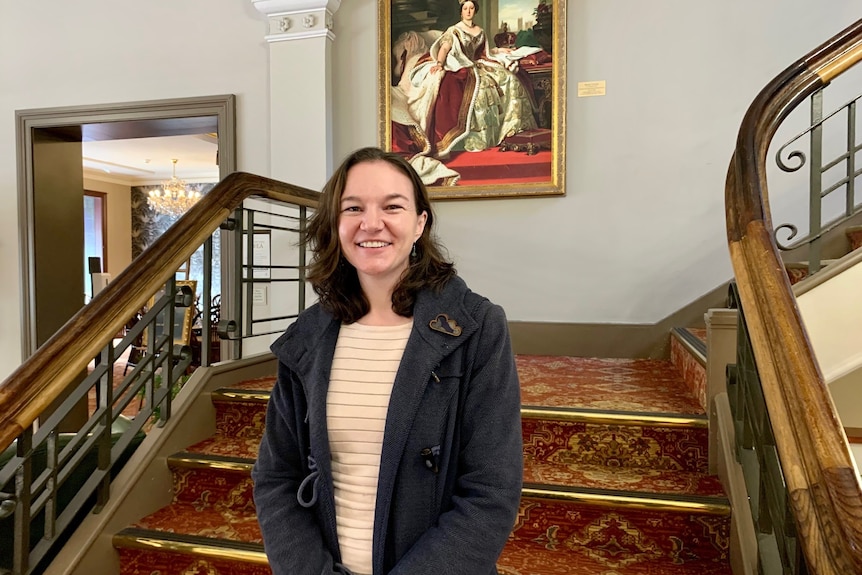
16 95 237 359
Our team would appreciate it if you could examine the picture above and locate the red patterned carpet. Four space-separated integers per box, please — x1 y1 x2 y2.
113 350 730 574
518 356 704 414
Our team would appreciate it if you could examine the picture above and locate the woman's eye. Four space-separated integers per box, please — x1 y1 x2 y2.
342 206 361 212
386 205 404 211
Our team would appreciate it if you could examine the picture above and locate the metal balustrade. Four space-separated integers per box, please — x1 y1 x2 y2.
0 178 316 575
726 283 808 575
774 90 862 274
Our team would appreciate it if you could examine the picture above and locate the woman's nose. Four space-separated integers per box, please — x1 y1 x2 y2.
361 209 383 231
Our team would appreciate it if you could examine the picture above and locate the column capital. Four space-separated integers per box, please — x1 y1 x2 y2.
251 0 340 16
251 0 341 42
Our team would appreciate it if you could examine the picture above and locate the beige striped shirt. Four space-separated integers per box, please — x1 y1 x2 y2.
327 320 412 575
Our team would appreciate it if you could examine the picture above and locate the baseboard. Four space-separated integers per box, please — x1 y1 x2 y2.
509 282 730 359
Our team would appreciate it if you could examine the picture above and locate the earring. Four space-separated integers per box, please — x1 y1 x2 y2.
411 242 417 259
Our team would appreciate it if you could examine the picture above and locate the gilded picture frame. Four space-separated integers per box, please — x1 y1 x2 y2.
148 279 198 347
378 0 566 200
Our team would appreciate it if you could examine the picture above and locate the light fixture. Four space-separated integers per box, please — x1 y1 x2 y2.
147 159 201 217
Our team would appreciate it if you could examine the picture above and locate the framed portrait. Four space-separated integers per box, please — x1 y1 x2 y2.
378 0 566 200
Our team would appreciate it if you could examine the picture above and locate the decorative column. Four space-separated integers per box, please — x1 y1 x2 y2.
251 0 341 190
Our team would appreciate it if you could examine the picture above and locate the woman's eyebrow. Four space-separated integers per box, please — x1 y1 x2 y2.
340 193 411 204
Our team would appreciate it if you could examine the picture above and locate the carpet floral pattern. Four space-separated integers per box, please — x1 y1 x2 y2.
523 460 725 497
504 498 729 572
522 418 708 472
118 548 270 575
517 356 704 413
670 334 707 411
133 503 262 543
114 352 731 574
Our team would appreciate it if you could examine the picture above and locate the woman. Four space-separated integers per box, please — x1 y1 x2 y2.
393 0 539 183
252 147 523 575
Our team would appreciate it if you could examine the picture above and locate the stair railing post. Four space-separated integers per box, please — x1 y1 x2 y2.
96 340 115 510
201 235 213 367
845 100 856 216
12 427 32 575
705 307 738 475
244 209 256 345
231 207 244 360
808 90 824 275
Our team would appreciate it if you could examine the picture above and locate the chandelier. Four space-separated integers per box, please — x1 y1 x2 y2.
147 159 202 217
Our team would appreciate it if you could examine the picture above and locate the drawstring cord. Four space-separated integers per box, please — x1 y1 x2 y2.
297 454 320 508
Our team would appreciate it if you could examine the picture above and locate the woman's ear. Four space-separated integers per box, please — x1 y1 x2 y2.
416 210 429 240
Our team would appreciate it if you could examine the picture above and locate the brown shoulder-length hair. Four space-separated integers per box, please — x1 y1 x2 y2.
304 147 455 323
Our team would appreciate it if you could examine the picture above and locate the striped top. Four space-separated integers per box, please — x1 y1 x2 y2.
327 320 412 575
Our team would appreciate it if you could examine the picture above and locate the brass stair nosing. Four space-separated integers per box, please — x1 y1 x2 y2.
168 452 255 473
520 407 708 429
521 485 730 516
113 530 268 564
211 389 271 403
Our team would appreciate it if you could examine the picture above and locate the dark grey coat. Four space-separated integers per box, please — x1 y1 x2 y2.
252 275 523 575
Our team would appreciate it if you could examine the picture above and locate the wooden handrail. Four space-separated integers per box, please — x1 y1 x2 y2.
0 172 319 452
726 19 862 575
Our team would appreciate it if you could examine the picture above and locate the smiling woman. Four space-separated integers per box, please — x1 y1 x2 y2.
337 161 428 313
252 146 524 575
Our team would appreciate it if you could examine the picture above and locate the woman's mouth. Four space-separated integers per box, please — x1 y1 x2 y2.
358 241 390 248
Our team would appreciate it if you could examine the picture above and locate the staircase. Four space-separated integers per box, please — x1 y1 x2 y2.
111 331 730 574
784 224 862 285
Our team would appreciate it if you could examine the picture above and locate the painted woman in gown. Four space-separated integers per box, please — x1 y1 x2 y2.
391 0 539 184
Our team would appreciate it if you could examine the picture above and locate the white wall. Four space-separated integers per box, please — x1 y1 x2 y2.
0 0 271 375
0 0 859 377
83 177 133 277
331 0 860 324
796 256 862 388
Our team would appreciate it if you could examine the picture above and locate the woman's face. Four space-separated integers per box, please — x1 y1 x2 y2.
338 160 427 291
461 2 476 21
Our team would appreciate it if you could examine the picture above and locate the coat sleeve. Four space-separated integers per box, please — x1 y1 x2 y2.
389 302 523 574
252 361 350 575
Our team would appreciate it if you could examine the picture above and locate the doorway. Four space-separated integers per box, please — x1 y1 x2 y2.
16 95 237 359
83 191 107 304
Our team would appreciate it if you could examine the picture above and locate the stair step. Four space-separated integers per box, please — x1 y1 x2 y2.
499 539 731 575
670 327 708 410
505 491 729 571
208 398 267 442
518 356 704 414
203 378 275 445
114 527 268 575
784 259 840 285
523 460 725 498
520 485 729 516
116 351 728 574
522 408 708 473
168 453 255 509
169 451 255 472
671 327 706 365
185 433 261 460
216 376 277 394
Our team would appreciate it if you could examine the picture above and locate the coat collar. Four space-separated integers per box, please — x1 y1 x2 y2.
271 275 479 373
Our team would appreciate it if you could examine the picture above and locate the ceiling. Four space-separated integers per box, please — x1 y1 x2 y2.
77 116 221 186
82 134 220 186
